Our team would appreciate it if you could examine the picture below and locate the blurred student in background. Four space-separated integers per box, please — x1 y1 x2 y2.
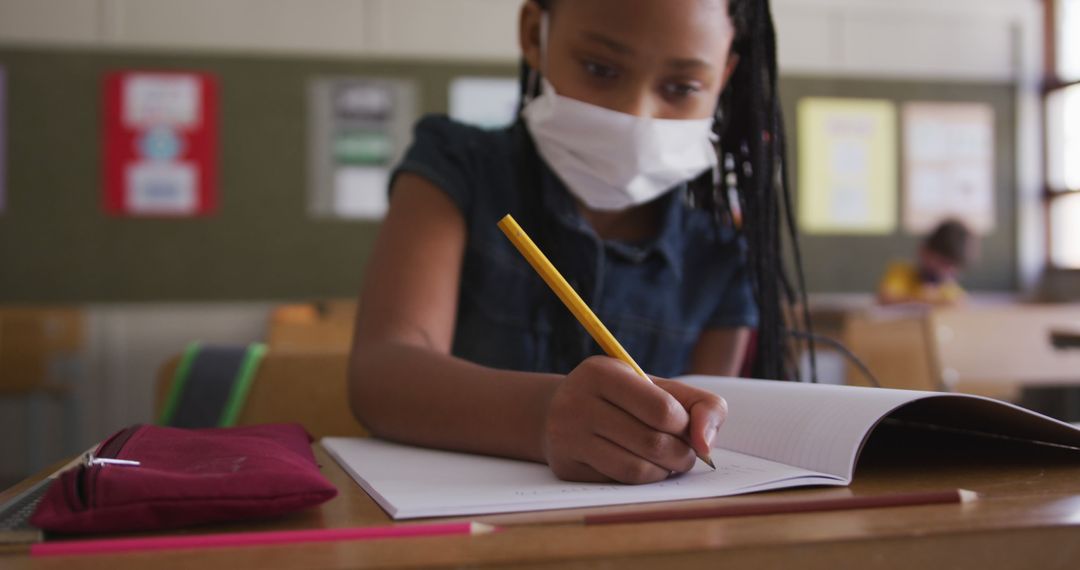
878 219 978 306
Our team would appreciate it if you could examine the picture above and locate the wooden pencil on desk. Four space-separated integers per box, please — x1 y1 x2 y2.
496 213 716 469
584 489 979 525
31 522 500 557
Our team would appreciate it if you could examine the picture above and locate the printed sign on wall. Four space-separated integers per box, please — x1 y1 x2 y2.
902 102 995 235
308 77 416 220
797 97 898 235
449 77 519 129
103 71 217 217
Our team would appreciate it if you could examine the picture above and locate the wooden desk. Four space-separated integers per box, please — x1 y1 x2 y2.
932 305 1080 387
836 303 1080 402
3 426 1080 569
1050 323 1080 350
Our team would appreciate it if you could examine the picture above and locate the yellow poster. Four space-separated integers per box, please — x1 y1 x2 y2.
797 98 897 234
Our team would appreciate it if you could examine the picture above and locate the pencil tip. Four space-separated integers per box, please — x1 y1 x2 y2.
470 522 499 535
957 489 980 503
702 455 716 470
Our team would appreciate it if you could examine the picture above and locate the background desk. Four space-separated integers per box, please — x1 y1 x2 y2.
833 302 1080 401
3 425 1080 569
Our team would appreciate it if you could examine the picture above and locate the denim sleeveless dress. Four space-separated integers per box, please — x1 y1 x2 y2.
390 115 758 377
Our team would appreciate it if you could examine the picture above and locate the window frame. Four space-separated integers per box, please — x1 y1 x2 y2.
1045 0 1080 270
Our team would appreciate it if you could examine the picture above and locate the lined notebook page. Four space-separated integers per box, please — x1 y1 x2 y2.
680 376 937 479
322 437 843 519
323 378 1078 519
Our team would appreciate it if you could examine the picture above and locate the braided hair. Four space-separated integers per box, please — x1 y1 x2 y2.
517 0 814 381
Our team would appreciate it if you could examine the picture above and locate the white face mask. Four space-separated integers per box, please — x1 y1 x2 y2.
521 15 718 212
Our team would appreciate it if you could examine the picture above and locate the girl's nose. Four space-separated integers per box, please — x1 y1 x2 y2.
615 90 659 119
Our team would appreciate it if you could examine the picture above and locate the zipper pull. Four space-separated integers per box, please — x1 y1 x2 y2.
85 453 141 467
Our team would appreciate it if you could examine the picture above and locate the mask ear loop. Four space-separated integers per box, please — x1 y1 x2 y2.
523 12 550 107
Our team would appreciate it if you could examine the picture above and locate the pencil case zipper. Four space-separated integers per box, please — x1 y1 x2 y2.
74 425 144 511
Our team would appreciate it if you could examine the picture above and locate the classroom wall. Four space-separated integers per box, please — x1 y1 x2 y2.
0 0 520 61
0 47 1027 301
0 0 1037 79
0 0 1045 302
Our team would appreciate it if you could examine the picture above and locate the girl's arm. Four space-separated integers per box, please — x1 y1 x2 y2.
689 328 751 376
348 173 555 462
348 173 727 482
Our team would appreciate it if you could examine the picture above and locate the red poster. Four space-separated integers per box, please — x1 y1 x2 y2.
103 71 217 217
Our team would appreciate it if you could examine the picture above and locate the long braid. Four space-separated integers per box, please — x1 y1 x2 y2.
718 0 780 379
716 0 810 380
761 0 816 380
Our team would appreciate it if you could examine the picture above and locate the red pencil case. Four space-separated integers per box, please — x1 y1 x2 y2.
31 423 338 534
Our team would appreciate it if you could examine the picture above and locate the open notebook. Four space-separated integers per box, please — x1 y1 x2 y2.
323 376 1080 519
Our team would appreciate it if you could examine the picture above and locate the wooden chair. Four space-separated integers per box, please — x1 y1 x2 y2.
266 300 357 352
0 307 83 395
0 307 85 473
156 350 368 439
842 307 942 392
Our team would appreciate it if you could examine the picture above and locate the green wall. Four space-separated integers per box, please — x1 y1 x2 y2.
0 47 515 302
0 47 1018 301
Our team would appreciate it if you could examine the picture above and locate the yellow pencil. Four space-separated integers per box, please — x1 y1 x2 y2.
497 213 716 470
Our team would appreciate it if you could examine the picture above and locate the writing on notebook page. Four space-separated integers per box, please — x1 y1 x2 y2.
512 457 768 497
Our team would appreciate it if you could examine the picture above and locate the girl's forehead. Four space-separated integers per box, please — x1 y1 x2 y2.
548 0 732 38
547 0 729 19
545 0 728 10
548 0 734 62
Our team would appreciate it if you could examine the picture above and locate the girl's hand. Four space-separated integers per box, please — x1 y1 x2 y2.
654 377 729 465
542 356 727 484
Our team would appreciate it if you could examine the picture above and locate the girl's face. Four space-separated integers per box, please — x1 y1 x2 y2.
519 0 737 121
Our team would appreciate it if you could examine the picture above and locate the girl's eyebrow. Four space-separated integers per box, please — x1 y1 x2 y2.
580 31 713 71
666 58 713 72
581 31 635 56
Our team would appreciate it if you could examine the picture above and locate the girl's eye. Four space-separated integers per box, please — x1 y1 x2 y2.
583 61 619 80
663 82 703 99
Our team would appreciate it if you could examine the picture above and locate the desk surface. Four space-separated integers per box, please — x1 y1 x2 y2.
3 427 1080 569
1052 324 1080 349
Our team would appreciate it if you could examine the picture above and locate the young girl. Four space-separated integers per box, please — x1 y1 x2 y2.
348 0 808 485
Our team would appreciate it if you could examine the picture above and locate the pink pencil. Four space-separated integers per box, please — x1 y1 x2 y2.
31 521 499 557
